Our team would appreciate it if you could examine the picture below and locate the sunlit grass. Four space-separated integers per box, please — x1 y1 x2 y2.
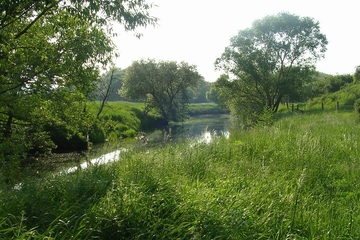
1 111 360 238
187 102 229 116
307 83 360 111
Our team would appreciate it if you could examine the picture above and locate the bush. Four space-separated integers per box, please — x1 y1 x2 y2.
89 124 106 143
45 124 88 152
354 99 360 114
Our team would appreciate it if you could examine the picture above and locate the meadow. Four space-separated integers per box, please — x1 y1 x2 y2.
1 110 360 239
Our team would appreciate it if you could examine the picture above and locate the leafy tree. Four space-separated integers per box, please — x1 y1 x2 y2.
309 74 353 98
121 59 203 124
354 65 360 84
96 68 126 102
206 75 230 109
215 12 328 123
189 78 211 103
0 0 157 175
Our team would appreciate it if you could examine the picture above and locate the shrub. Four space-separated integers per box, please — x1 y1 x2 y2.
354 98 360 114
89 124 106 143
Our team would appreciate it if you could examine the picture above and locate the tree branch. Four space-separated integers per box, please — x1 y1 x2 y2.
15 3 55 39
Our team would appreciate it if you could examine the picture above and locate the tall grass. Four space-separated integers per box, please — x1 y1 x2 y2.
1 111 360 239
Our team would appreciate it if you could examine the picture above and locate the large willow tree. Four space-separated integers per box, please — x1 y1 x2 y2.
214 12 328 124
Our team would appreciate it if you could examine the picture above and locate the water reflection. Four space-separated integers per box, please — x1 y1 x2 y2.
195 129 230 145
60 115 231 174
146 114 231 144
58 148 127 175
11 115 231 190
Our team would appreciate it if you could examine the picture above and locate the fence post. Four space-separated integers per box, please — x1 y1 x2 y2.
321 102 324 110
291 104 294 112
336 101 339 110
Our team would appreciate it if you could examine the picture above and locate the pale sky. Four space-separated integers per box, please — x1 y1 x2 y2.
113 0 359 82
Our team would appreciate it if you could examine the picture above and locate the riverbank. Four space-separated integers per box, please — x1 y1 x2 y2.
1 102 222 181
13 113 231 182
70 101 226 146
1 110 360 239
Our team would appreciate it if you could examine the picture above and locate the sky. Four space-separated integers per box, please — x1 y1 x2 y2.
113 0 359 82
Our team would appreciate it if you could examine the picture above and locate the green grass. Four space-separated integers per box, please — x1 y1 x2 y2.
86 101 160 142
1 111 360 239
187 102 229 116
307 83 360 111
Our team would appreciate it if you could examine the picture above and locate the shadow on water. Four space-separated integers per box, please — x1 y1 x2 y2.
11 114 232 189
144 114 231 145
53 114 232 177
65 114 232 172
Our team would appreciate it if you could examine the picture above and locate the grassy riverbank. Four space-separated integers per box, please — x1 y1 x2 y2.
86 101 224 142
1 110 360 239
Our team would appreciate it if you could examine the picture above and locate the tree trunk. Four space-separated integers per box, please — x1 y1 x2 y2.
273 96 283 112
97 69 116 119
4 111 13 138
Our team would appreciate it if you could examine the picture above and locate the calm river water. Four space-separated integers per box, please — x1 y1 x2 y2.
59 114 232 174
11 114 232 189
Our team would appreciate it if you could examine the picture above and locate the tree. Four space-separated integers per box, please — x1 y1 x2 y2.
354 66 360 84
303 73 354 99
95 67 126 103
0 0 157 178
189 78 211 103
121 59 203 124
215 12 328 123
0 0 156 135
206 75 231 109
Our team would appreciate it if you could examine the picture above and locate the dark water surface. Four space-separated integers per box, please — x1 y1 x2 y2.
62 114 232 173
13 115 228 179
10 114 232 189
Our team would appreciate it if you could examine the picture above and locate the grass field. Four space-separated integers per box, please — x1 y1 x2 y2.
1 110 360 239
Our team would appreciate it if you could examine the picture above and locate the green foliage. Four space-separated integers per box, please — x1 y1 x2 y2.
0 124 57 183
307 82 360 111
121 59 203 123
0 0 157 172
0 134 26 184
206 80 229 110
309 73 353 98
86 102 141 141
85 101 161 142
189 78 211 103
88 123 106 143
2 111 360 238
354 99 360 114
215 12 327 124
354 65 360 84
95 67 126 102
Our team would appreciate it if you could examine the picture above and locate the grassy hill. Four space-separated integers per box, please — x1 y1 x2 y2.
307 82 360 111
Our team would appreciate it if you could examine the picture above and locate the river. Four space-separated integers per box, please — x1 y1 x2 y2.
10 114 232 182
59 114 232 174
10 114 231 190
